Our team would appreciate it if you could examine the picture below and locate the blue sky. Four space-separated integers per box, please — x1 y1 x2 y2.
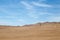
0 0 60 26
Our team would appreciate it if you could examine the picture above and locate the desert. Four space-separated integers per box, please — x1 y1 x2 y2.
0 22 60 40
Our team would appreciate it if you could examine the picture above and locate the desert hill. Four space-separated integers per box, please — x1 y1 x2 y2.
0 22 60 40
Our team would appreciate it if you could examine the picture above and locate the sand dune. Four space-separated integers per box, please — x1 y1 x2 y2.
0 22 60 40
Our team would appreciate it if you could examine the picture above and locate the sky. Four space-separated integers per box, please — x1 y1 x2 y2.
0 0 60 26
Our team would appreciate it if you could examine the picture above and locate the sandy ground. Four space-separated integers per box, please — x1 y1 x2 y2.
0 22 60 40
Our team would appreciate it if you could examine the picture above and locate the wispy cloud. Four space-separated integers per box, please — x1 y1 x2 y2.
18 19 25 22
0 5 20 8
47 16 60 22
38 0 46 2
0 7 20 16
26 7 40 18
27 9 52 19
17 19 30 26
20 1 33 9
27 13 39 18
20 1 53 19
32 2 52 7
0 21 16 26
0 0 60 26
0 16 18 19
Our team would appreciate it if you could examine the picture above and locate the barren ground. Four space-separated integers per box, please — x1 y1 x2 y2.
0 22 60 40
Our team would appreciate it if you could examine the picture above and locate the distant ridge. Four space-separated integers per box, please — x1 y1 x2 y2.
0 22 60 27
22 22 60 27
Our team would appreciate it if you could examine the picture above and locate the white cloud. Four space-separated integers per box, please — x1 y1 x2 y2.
39 12 54 16
27 13 39 18
18 19 25 22
0 8 9 14
18 19 27 24
0 4 20 8
26 8 40 18
37 0 47 3
39 0 46 1
52 17 60 22
27 9 52 19
20 1 33 9
47 16 60 22
0 16 18 19
32 2 52 7
20 1 53 19
0 8 20 17
0 21 16 26
17 19 29 26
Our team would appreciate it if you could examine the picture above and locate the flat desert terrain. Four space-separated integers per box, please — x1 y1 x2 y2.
0 22 60 40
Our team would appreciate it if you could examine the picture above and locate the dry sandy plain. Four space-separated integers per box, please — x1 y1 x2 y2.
0 22 60 40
